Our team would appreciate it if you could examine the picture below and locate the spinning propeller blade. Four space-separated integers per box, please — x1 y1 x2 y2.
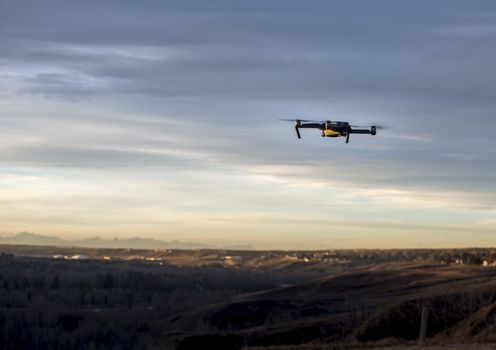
279 118 317 123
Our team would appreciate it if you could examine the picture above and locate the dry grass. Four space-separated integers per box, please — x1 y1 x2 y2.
245 343 496 350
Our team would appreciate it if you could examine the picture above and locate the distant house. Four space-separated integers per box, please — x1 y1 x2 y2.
145 257 161 261
223 255 241 267
482 260 496 267
69 255 90 260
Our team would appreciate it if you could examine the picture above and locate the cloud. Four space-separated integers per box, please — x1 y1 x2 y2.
1 0 496 247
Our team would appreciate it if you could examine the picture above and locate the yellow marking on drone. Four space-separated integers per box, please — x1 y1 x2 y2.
323 129 340 136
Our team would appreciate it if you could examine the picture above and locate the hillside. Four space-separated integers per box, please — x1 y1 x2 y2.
2 246 496 349
167 263 496 349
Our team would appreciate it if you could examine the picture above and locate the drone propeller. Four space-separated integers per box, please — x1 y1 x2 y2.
279 118 318 123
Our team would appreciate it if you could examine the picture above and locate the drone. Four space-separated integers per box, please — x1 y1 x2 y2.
282 119 380 144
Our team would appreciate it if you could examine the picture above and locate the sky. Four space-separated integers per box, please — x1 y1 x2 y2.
1 0 496 249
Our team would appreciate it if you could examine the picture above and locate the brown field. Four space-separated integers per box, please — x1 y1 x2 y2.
3 245 496 349
167 262 496 349
246 344 496 349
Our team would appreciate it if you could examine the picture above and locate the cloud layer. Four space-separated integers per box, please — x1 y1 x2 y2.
1 1 496 248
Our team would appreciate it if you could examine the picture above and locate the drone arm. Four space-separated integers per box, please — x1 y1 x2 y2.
293 122 322 139
298 123 322 129
349 128 372 134
349 126 377 135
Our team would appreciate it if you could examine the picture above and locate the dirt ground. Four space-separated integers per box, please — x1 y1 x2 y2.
363 345 496 350
246 343 496 350
372 345 496 350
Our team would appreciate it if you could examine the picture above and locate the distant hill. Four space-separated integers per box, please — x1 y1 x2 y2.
0 232 253 250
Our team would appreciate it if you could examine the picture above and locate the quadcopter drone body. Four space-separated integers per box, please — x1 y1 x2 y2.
284 119 377 144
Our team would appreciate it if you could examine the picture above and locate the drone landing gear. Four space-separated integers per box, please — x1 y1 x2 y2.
346 133 350 143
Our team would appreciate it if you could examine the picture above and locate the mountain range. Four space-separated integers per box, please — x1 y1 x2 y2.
0 232 253 250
